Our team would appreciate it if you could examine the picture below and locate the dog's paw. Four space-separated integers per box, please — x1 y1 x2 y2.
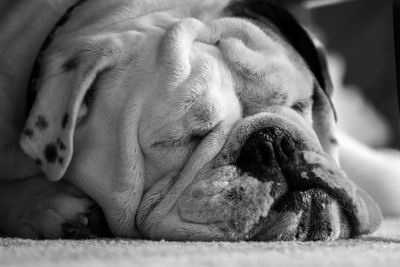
11 180 111 239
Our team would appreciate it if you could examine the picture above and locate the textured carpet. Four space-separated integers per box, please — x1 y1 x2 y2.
1 218 400 267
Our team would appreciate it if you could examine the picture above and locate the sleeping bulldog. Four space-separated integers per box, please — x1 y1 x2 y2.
0 0 387 240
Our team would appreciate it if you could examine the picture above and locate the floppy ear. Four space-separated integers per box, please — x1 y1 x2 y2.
282 19 339 160
20 36 123 181
305 37 339 161
225 0 338 159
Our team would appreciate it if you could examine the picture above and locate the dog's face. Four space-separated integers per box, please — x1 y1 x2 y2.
20 0 381 240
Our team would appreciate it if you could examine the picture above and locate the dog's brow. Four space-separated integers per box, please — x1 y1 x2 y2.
230 61 292 105
233 61 266 82
233 62 266 82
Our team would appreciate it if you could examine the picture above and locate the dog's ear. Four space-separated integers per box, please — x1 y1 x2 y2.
20 36 123 181
225 0 338 159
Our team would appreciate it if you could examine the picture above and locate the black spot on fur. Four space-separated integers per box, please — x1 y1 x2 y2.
22 128 34 138
44 143 58 163
57 138 66 150
269 182 280 198
35 159 42 166
58 157 64 164
226 186 245 201
62 56 79 72
35 115 48 130
62 113 69 129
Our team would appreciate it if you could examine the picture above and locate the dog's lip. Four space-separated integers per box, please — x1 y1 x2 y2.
252 188 345 241
236 152 352 241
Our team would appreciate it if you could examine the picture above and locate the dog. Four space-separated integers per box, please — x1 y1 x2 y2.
0 0 394 241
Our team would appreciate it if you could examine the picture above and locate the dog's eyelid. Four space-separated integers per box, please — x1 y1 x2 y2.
153 126 215 149
291 98 312 113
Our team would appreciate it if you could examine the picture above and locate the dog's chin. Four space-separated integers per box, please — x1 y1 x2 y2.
135 126 351 241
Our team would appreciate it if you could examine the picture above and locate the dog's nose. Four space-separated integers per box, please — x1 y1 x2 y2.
236 127 298 182
238 130 275 167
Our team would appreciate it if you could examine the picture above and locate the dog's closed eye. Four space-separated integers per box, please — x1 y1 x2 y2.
152 126 215 150
153 134 204 150
291 99 312 114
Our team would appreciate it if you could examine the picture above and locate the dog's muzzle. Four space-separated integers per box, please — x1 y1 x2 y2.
235 127 344 240
136 114 382 241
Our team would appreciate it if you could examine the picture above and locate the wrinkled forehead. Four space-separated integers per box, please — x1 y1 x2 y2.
131 15 313 103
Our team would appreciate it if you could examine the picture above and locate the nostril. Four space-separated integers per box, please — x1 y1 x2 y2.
266 127 282 140
237 127 299 171
237 131 276 168
237 140 259 166
280 135 296 159
258 140 274 166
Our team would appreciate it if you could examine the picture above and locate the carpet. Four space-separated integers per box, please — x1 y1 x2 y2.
1 218 399 267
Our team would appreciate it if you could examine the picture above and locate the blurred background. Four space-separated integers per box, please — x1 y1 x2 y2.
286 0 399 149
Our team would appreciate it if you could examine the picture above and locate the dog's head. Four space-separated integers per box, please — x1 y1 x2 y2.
20 0 381 240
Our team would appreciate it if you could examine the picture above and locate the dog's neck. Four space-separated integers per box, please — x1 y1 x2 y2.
0 0 82 128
